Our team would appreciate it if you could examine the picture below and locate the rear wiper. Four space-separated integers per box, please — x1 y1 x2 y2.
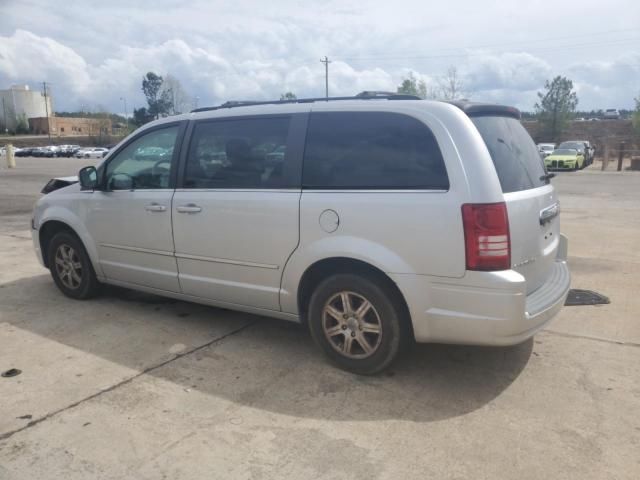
540 172 555 181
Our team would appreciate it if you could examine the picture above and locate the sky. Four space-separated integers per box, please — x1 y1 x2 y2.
0 0 639 115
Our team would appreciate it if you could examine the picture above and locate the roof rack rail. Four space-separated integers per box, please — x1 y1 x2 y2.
191 91 421 113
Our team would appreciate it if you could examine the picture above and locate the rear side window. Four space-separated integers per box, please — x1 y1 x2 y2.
471 116 547 193
302 112 448 190
184 117 292 189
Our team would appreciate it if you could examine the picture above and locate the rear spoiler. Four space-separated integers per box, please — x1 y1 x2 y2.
448 101 521 120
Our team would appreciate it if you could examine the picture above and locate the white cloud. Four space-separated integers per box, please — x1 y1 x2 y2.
0 30 91 94
464 52 552 92
1 0 639 113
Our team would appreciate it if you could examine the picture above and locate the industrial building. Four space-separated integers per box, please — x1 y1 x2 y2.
28 116 112 137
0 84 52 133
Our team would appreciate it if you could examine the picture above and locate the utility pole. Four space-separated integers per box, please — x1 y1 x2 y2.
320 56 331 99
1 97 8 134
120 97 128 132
42 81 51 140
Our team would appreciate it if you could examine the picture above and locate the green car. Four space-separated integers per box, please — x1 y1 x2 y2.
544 148 584 171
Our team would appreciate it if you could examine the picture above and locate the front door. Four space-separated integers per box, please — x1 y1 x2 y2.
84 123 183 292
172 115 304 310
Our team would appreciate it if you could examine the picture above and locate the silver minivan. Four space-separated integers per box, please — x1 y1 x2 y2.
32 94 570 374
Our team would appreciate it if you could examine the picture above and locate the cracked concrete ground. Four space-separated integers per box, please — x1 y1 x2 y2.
0 157 639 479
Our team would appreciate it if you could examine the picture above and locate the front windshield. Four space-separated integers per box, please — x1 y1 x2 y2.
552 149 577 155
559 142 582 150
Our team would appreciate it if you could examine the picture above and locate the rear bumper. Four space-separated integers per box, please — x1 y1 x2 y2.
392 234 570 346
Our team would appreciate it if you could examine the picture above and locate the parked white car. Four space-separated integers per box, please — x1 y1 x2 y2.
537 143 555 158
31 94 570 373
603 109 619 120
75 147 109 159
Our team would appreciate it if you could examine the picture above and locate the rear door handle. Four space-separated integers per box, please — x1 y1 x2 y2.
145 202 167 212
176 203 202 214
540 202 559 225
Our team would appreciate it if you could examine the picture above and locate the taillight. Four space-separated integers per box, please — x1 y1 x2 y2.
461 202 511 271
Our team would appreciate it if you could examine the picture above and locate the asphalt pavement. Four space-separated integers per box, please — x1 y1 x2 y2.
0 157 639 479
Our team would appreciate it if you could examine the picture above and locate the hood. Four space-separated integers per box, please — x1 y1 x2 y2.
41 176 79 194
546 154 578 161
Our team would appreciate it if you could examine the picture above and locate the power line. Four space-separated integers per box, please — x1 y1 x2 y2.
338 37 640 63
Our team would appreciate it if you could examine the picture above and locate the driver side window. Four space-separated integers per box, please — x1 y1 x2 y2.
105 126 179 190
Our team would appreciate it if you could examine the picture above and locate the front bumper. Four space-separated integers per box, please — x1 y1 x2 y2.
546 160 576 170
392 234 570 346
31 226 45 267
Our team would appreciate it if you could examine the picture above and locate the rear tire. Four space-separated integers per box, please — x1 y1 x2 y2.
307 273 408 375
48 232 101 299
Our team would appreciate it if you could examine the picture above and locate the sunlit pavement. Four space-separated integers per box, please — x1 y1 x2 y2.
1 159 639 479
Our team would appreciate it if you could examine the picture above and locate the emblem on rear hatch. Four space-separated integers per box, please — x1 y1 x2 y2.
513 257 536 268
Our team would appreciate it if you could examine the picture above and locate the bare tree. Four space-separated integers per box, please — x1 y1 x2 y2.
423 84 439 100
163 74 192 115
439 66 465 101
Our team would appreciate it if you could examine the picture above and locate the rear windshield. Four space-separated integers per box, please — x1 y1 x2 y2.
472 116 547 193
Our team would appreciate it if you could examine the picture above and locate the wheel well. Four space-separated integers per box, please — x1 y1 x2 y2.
39 221 79 268
297 257 414 338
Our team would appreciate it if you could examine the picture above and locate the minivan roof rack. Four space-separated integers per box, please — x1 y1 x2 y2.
191 91 421 113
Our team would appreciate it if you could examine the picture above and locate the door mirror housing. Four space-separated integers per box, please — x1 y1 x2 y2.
78 166 98 190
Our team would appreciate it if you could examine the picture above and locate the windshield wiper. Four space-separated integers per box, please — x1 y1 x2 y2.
540 172 555 181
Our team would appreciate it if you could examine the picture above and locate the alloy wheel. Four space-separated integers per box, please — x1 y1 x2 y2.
322 291 383 359
54 243 83 290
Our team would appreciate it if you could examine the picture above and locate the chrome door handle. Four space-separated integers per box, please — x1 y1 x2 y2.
145 203 167 212
176 203 202 214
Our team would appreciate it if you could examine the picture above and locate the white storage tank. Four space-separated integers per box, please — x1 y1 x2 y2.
0 84 53 133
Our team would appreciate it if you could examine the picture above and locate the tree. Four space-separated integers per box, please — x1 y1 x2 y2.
397 72 429 98
56 110 126 125
133 107 153 127
439 66 465 101
1 103 16 134
280 92 297 101
15 114 29 134
87 109 112 144
534 76 578 142
163 74 191 114
633 93 640 137
142 72 172 119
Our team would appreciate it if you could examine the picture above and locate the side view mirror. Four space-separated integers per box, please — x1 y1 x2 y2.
78 166 98 190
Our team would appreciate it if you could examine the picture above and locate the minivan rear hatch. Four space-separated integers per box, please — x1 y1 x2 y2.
470 112 559 294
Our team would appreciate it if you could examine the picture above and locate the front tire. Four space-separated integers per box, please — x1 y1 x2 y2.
308 273 408 375
48 232 100 299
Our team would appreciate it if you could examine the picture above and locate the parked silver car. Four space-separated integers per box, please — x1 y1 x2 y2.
31 94 570 373
75 147 109 159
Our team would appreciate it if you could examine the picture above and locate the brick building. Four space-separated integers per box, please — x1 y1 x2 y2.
28 116 112 137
